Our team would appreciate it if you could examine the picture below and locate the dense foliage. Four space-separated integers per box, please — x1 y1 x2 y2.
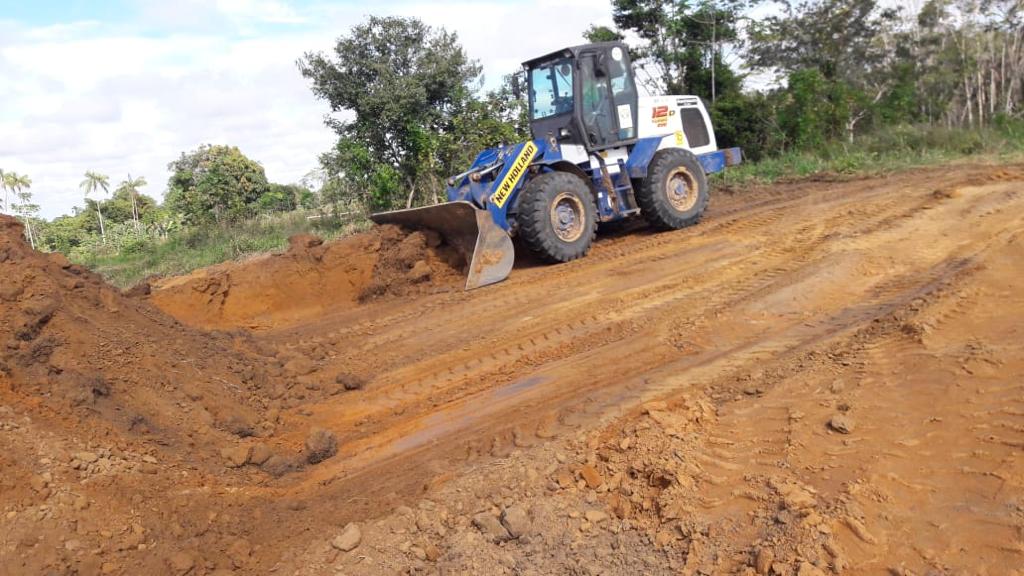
299 16 528 211
165 144 272 224
584 0 1022 160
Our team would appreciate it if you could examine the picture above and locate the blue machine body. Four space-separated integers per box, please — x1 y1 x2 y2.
445 137 743 233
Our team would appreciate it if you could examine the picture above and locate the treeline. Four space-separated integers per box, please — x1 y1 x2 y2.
5 0 1021 277
2 144 324 260
299 0 1022 213
581 0 1024 159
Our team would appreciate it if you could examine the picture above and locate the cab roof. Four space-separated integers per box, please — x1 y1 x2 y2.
521 42 630 69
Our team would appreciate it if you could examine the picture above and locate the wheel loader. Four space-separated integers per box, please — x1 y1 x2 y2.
371 41 742 289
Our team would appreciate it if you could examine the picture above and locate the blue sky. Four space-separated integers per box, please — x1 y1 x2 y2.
1 1 129 25
0 0 612 218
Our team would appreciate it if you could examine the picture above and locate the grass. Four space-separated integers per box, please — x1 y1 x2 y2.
78 211 371 288
714 123 1024 185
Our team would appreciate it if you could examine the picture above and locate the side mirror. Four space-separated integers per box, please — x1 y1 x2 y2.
511 74 522 100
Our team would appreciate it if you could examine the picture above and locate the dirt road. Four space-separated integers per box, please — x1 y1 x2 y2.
3 161 1024 575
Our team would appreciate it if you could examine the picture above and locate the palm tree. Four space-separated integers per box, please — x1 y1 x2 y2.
117 174 148 232
7 172 36 248
2 171 22 218
80 171 109 243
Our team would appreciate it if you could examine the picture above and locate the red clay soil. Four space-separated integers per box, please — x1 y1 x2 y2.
149 225 462 331
3 162 1024 576
0 216 267 442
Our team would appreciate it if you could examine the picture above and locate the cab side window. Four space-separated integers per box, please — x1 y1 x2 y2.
579 56 615 147
607 52 637 140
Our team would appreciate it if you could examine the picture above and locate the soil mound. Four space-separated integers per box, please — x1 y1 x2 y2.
150 225 463 330
357 225 464 301
0 215 267 447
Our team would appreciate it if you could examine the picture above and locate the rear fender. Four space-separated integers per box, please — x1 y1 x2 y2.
624 136 666 179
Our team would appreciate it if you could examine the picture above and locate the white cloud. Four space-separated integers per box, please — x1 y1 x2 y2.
215 0 307 24
0 1 611 219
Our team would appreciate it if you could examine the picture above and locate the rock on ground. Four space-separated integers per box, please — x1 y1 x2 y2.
331 522 362 552
472 512 511 542
828 413 856 434
500 505 531 538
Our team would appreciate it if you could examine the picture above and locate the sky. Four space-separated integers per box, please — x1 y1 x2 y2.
0 0 614 218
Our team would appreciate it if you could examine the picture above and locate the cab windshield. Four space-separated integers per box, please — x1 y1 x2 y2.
529 58 574 120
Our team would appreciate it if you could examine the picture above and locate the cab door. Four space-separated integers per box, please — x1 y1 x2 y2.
576 45 639 151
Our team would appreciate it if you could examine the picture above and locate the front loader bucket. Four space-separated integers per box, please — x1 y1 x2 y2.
369 201 515 290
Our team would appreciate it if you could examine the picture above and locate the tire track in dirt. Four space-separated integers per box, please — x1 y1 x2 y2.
286 204 896 447
292 175 934 419
284 170 1024 509
132 163 1024 574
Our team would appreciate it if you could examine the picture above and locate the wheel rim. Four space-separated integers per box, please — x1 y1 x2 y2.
665 167 698 212
549 192 586 243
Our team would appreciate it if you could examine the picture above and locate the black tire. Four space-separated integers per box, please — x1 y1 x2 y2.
516 171 597 263
637 148 709 230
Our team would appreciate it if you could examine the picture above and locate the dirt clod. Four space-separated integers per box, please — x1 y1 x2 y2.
755 547 774 575
472 512 511 542
407 260 432 283
828 413 856 434
261 454 303 477
336 372 365 391
288 234 324 251
579 464 603 489
221 445 252 468
166 551 194 575
331 523 362 552
500 505 531 538
249 443 272 465
304 428 338 464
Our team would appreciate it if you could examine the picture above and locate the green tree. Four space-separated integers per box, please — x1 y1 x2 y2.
747 0 901 140
115 174 148 231
80 171 110 243
141 204 180 239
776 68 851 148
39 212 92 254
589 0 745 101
299 16 483 210
438 80 529 180
102 183 157 225
583 24 625 43
165 144 270 224
710 92 785 160
257 183 311 212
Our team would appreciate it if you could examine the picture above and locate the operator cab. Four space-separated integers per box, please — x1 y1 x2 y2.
522 42 640 152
